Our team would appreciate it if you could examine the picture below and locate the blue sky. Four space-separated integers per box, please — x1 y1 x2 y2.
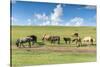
11 1 96 26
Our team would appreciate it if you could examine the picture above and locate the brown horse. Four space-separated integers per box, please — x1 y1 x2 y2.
72 36 82 47
42 34 60 44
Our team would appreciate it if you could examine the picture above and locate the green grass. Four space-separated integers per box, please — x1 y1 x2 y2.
11 26 96 67
12 49 96 67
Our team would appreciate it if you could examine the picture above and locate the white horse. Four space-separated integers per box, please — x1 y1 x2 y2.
82 36 95 46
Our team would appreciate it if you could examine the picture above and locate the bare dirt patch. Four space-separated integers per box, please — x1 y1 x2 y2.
12 45 96 53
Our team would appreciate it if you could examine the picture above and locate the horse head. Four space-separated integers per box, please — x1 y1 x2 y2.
16 39 20 47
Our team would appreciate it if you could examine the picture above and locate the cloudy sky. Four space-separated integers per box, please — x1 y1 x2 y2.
11 1 96 26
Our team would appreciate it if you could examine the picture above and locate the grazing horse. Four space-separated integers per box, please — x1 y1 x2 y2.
16 37 32 48
42 34 60 44
82 36 94 46
72 36 82 47
27 35 37 45
63 37 71 44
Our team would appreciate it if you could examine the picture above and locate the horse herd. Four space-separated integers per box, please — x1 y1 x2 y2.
15 33 95 48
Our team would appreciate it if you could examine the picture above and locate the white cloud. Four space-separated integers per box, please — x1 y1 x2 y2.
27 19 31 22
51 4 63 25
84 5 96 9
66 17 84 26
27 19 32 26
33 4 63 26
34 13 50 25
34 13 49 21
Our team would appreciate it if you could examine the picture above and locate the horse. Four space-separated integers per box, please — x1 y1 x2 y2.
49 36 60 44
42 34 60 44
82 36 94 46
16 37 33 48
27 35 37 45
72 36 82 47
63 37 71 44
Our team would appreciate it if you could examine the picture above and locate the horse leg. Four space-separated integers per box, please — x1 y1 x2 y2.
91 41 93 46
80 41 82 47
22 43 25 48
58 38 60 44
91 39 93 46
58 40 60 44
28 42 31 48
79 40 81 47
65 41 67 44
77 43 80 47
69 40 71 44
19 42 22 48
76 41 79 47
53 40 55 44
76 42 78 47
88 41 91 46
90 41 92 46
77 41 82 47
52 41 54 44
51 40 53 44
16 42 19 47
32 41 34 45
19 43 21 48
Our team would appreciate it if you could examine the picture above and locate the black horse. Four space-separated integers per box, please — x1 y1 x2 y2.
63 37 71 44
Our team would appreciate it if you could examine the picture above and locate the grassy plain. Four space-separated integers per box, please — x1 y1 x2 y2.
11 26 96 67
